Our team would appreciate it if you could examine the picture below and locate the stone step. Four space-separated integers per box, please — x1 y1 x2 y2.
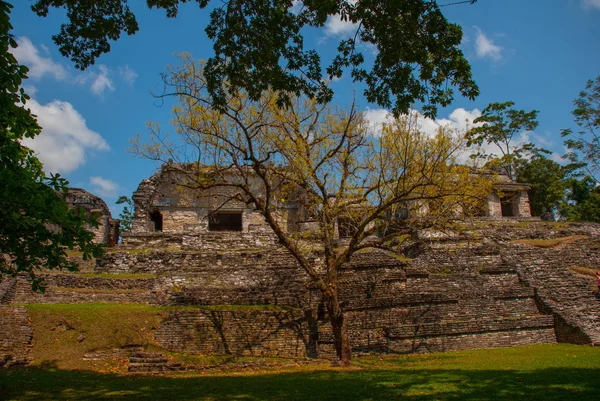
128 357 169 363
320 314 553 343
128 364 184 373
387 314 554 339
127 350 184 374
128 352 167 358
128 361 181 368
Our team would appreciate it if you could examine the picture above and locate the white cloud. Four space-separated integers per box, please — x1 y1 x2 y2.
118 65 138 86
22 84 38 97
551 152 566 164
10 38 121 97
90 65 115 96
363 107 482 138
434 108 482 135
325 16 358 36
76 64 115 97
90 177 119 198
582 0 600 10
363 108 391 133
324 0 359 36
11 37 67 80
530 131 554 148
21 99 109 173
289 1 304 14
474 27 503 62
363 107 485 163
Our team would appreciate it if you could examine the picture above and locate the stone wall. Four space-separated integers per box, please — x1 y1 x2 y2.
515 191 532 217
64 188 119 246
154 309 312 358
12 275 156 305
97 250 310 308
0 278 16 305
95 246 558 357
0 306 32 367
504 238 600 345
4 221 599 363
121 232 183 248
181 225 279 250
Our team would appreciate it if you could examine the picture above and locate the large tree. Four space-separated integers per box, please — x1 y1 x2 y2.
515 156 567 217
561 75 600 183
466 101 546 180
560 176 600 223
0 1 104 290
31 0 479 117
131 56 490 364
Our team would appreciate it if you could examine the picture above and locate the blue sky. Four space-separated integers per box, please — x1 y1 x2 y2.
8 0 600 217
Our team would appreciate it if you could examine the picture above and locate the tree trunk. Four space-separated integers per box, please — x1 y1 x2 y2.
325 294 352 365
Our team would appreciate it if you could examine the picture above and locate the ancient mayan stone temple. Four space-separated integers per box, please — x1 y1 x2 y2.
1 167 598 371
122 165 533 250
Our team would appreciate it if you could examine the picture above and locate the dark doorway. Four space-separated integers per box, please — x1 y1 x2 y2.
150 210 163 232
209 212 243 231
501 196 515 217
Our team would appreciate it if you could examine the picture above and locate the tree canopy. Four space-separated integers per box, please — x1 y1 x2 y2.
0 1 104 290
116 196 134 232
560 176 600 223
466 101 546 180
32 0 479 117
515 156 567 217
561 75 600 183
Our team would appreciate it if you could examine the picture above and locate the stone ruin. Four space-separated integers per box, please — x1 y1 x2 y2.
485 173 532 218
2 166 598 371
122 165 533 250
122 164 294 249
63 188 120 246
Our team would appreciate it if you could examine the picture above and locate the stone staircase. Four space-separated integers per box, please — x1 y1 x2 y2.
127 350 185 374
0 278 17 305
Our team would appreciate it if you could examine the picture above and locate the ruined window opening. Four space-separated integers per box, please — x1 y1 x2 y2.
208 212 243 231
500 195 515 217
150 210 163 232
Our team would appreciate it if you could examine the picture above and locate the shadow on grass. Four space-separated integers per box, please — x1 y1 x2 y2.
1 365 599 401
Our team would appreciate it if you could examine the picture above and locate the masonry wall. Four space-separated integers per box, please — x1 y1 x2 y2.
4 222 599 363
0 306 33 367
12 275 156 305
96 246 558 357
154 309 312 358
515 192 532 217
504 238 600 345
64 188 119 246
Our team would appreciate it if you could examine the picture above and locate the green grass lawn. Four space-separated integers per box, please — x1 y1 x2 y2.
1 344 599 400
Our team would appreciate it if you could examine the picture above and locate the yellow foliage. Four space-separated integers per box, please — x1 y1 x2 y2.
130 54 494 295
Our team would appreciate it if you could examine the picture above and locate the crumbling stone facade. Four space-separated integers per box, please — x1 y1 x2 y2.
123 165 295 248
486 176 532 218
63 188 120 246
123 166 533 249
